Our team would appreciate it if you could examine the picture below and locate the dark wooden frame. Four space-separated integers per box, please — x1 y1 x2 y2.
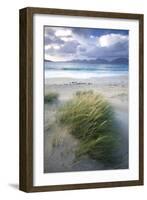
19 7 144 192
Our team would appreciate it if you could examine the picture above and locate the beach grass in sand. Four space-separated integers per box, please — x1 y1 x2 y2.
44 92 59 103
57 90 119 164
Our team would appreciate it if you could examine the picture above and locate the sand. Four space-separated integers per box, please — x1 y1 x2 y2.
44 75 128 173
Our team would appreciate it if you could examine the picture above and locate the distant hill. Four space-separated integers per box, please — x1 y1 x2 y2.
44 59 53 62
89 59 109 64
65 58 109 64
66 57 128 64
110 58 128 64
45 57 128 64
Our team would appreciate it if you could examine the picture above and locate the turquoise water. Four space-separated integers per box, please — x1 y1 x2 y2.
45 62 128 79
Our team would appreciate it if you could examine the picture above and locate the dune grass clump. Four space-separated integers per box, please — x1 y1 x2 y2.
57 90 119 164
44 92 59 103
75 90 93 96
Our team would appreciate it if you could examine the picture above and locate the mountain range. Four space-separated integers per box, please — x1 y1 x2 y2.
45 57 128 64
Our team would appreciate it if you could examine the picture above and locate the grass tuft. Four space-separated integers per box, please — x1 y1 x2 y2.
57 90 119 164
44 92 59 103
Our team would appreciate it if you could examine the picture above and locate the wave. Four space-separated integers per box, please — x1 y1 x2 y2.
45 70 128 79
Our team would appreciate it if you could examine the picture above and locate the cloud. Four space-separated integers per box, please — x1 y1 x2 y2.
98 34 128 47
55 29 72 37
45 40 80 61
78 46 87 52
59 40 80 53
44 27 65 45
44 27 129 61
60 36 73 42
45 44 61 50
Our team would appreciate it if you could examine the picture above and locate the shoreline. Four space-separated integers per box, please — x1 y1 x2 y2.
45 75 128 111
45 75 128 85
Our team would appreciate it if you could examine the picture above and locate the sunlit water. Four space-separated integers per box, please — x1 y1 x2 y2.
45 62 128 79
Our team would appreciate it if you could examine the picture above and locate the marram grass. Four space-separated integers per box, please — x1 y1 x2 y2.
44 92 59 103
57 90 119 164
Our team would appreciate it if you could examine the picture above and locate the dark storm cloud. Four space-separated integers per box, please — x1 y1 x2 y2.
44 27 65 45
59 40 80 54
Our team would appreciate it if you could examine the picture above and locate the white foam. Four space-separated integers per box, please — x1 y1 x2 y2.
45 70 128 79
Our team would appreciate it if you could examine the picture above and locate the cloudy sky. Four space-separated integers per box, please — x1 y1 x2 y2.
44 26 129 62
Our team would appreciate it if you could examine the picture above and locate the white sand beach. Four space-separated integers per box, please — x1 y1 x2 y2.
44 75 128 173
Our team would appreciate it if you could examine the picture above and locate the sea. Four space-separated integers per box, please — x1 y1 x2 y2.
45 61 128 79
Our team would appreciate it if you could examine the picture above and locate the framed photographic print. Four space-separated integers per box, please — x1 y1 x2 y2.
19 7 144 192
